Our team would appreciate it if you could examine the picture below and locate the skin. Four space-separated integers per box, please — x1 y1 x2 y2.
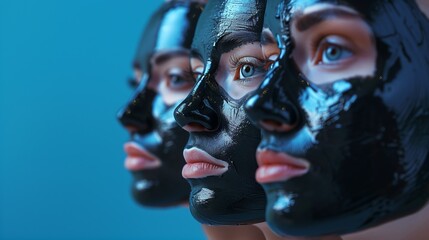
245 0 429 237
417 0 429 17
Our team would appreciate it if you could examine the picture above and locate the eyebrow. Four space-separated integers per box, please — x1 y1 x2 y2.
190 50 203 61
295 8 360 32
215 31 261 55
152 49 190 65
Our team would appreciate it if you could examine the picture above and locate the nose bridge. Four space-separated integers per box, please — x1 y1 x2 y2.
245 59 301 128
174 74 220 131
117 74 156 133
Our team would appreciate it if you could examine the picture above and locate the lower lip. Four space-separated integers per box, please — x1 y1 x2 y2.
125 156 161 171
256 150 310 184
182 162 227 179
256 165 309 184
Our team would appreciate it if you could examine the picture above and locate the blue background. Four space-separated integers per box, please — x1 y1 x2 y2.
0 0 205 239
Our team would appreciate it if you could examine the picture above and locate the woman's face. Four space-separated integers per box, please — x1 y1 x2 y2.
118 1 202 207
246 0 429 236
174 0 269 225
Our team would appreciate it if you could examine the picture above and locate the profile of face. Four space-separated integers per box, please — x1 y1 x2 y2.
117 1 203 207
245 0 429 236
173 0 270 225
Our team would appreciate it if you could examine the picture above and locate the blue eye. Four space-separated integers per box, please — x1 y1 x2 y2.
240 64 256 78
169 74 194 90
322 44 353 63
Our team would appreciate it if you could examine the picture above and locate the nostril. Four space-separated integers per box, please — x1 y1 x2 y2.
125 126 139 133
125 123 152 134
174 99 220 132
260 119 296 132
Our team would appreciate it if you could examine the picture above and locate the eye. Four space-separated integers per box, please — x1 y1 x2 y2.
267 54 278 70
193 72 202 81
240 64 255 78
267 61 275 70
192 69 203 81
127 76 139 89
231 56 268 81
168 74 194 90
191 60 204 81
321 44 353 64
314 37 354 65
191 65 204 81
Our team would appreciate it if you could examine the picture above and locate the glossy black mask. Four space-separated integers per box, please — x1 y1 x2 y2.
245 0 429 236
117 1 203 207
174 0 267 225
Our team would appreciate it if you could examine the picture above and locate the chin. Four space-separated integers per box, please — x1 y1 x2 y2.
187 178 266 225
130 170 190 208
263 175 429 237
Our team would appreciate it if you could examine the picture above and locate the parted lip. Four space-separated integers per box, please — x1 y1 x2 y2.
256 149 310 183
182 147 229 179
124 142 161 171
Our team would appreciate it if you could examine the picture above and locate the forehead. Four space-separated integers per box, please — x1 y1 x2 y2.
290 3 361 31
281 0 399 38
191 0 266 58
154 6 193 51
152 49 190 63
282 0 378 16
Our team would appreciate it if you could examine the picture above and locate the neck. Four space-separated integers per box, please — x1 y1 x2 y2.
254 222 343 240
343 202 429 240
417 0 429 18
202 224 265 240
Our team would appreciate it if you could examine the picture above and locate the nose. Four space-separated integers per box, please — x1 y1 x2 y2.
245 66 300 133
117 76 156 134
174 76 219 132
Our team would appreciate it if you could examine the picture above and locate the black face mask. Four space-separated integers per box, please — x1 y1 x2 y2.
245 0 429 236
117 1 203 207
174 0 267 225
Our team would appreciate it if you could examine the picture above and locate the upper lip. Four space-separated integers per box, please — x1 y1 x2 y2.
183 147 228 168
182 147 229 179
256 149 310 169
124 142 161 171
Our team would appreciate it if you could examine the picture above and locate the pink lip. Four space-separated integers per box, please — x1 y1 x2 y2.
182 147 229 179
256 149 310 184
124 142 161 171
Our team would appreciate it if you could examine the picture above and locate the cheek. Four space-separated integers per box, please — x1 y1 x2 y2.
214 67 243 98
164 91 189 106
158 84 190 106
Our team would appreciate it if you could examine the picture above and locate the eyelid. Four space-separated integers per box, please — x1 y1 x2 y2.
193 66 204 73
268 54 279 62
